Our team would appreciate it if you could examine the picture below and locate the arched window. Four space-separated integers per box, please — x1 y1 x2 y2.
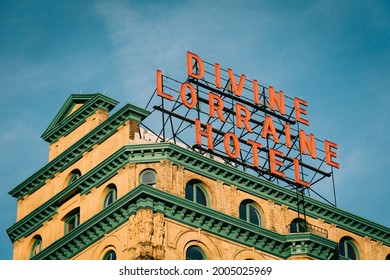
239 200 261 226
140 169 157 187
103 184 117 208
386 254 390 260
67 169 81 186
185 180 208 206
103 250 117 260
64 208 80 234
186 246 206 260
290 218 308 233
339 237 359 260
30 235 42 258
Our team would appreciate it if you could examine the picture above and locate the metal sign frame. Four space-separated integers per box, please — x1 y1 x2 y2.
143 52 339 207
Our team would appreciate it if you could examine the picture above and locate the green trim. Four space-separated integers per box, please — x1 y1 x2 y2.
41 93 119 143
7 205 58 243
8 143 390 248
8 103 151 200
285 233 337 259
7 146 132 243
31 185 337 260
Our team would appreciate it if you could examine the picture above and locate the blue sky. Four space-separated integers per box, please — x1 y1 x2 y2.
0 0 389 260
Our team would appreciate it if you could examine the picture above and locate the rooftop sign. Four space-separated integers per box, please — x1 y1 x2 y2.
147 52 340 191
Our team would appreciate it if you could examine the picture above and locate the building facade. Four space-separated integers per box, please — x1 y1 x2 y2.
7 93 390 260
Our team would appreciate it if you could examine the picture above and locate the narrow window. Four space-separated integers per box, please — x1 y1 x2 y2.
103 185 117 208
30 235 42 258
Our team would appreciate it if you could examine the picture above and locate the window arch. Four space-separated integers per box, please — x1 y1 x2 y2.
103 250 117 260
289 218 308 233
140 169 157 187
185 180 208 206
186 246 206 260
339 237 359 260
67 169 81 186
239 200 261 226
63 208 80 234
386 254 390 260
30 235 42 258
103 184 117 208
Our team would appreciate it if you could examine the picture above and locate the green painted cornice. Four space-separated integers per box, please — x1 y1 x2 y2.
7 144 170 243
31 184 337 260
7 180 78 243
8 103 150 200
6 205 58 244
155 144 390 246
41 93 119 144
285 233 337 259
8 143 390 248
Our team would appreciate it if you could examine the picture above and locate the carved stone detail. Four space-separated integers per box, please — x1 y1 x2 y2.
127 209 166 260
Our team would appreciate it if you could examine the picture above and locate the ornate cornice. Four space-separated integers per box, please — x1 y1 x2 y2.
6 205 58 244
8 143 390 248
285 233 336 259
31 185 337 260
7 144 167 243
41 94 119 143
158 144 390 246
8 103 150 200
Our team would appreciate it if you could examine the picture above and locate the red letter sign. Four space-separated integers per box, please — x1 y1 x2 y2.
187 52 204 79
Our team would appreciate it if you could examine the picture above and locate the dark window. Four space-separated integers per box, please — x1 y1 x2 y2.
186 246 206 260
140 169 157 187
239 200 261 226
103 250 117 260
103 185 117 208
68 170 81 185
290 218 308 233
30 236 42 258
339 237 358 260
64 209 80 234
185 180 207 206
386 254 390 260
